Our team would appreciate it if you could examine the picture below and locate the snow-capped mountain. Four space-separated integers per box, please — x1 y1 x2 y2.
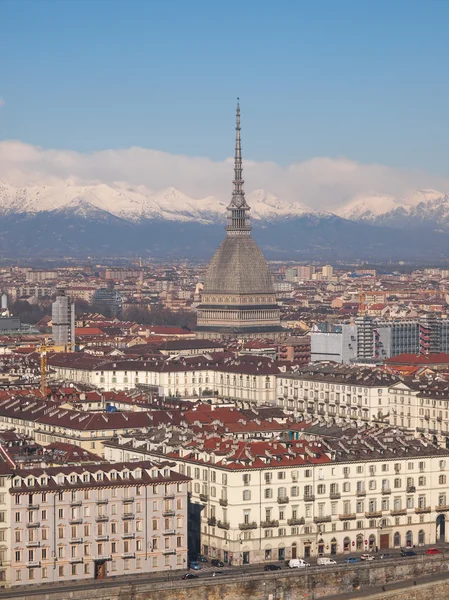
0 180 314 224
336 189 446 222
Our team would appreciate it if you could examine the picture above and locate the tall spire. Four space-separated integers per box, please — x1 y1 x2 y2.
226 99 251 236
233 98 244 198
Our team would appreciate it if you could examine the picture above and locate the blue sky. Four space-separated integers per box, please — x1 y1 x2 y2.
1 0 448 176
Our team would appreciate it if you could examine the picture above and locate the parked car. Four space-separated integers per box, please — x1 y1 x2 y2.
211 559 224 567
182 573 199 580
401 550 417 557
197 555 208 563
380 553 393 560
189 561 201 570
264 564 282 571
344 557 361 563
426 548 442 555
361 554 375 561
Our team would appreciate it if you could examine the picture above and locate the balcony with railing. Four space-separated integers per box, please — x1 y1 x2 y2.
26 522 40 528
199 493 209 503
70 500 82 507
415 506 431 514
25 540 40 548
95 535 109 542
70 537 83 544
239 521 257 530
287 517 305 526
390 508 407 516
122 497 135 504
162 549 176 555
163 529 177 536
436 505 449 512
95 515 109 522
381 488 392 495
27 504 40 511
163 510 176 517
365 511 382 518
122 532 135 539
207 517 217 526
69 557 84 564
261 520 279 528
303 494 315 502
122 513 135 520
26 561 41 568
163 494 175 500
122 552 136 559
96 498 109 505
330 492 341 500
339 513 356 520
356 490 366 497
219 498 228 507
314 515 331 524
406 485 416 493
217 520 230 530
277 496 289 505
69 517 83 525
93 555 111 561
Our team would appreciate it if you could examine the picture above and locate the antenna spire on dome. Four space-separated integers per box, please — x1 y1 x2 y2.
233 98 244 198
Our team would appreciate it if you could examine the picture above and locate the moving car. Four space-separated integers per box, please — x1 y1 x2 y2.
380 553 393 559
182 573 199 580
288 559 310 568
264 564 282 571
361 554 375 561
426 548 442 555
212 571 229 577
317 557 337 566
344 557 361 563
401 550 417 557
189 561 201 570
211 559 225 567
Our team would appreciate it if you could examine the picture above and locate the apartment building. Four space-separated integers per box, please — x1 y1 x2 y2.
6 461 188 587
276 365 397 423
0 396 156 454
105 428 449 565
48 353 284 405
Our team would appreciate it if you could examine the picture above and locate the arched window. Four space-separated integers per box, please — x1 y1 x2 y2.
343 537 351 552
393 532 401 547
406 530 413 547
418 530 425 545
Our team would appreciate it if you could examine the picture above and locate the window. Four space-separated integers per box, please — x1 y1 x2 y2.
439 475 447 485
243 490 251 501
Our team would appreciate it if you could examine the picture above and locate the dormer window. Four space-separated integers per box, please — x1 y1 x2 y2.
123 471 129 479
57 476 64 485
40 477 47 486
151 469 157 478
70 475 76 483
27 478 34 487
135 469 142 479
97 473 103 481
164 469 169 477
13 478 21 487
83 473 89 482
110 472 117 480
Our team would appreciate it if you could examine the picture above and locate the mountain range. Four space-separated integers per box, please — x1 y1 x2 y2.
1 180 449 260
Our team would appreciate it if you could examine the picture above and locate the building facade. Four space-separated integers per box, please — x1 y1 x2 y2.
6 461 188 587
52 290 75 349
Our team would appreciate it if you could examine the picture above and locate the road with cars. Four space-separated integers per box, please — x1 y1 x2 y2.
0 545 447 599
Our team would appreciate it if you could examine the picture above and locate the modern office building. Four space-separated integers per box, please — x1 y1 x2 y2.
51 290 75 349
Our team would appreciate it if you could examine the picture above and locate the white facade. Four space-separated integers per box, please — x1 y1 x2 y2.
105 438 449 564
310 324 358 363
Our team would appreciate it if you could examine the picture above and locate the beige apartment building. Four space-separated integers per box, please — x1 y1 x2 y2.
5 461 189 587
48 354 284 405
276 366 397 424
105 430 449 565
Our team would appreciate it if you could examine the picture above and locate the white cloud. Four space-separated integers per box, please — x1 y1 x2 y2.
0 98 5 108
0 140 448 213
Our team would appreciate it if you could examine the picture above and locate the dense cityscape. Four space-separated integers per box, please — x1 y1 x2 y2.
0 108 447 598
